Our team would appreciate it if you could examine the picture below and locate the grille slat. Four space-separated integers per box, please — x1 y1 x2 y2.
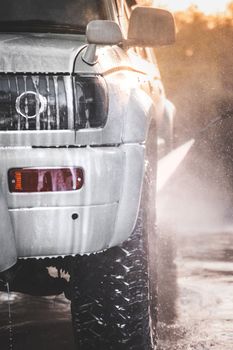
23 76 29 130
15 76 21 131
54 76 60 130
46 75 51 131
31 76 41 131
0 74 69 131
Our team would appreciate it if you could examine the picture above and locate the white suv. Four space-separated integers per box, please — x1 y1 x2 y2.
0 1 175 349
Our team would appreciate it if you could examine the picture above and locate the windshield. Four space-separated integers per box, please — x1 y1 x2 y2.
0 0 108 34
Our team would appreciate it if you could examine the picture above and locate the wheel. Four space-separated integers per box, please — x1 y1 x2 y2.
69 121 157 350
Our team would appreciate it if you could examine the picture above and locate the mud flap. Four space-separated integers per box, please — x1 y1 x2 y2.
0 186 17 273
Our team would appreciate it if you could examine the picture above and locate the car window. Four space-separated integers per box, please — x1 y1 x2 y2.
0 0 107 34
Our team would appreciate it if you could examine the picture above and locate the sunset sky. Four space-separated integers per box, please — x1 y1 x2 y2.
154 0 230 14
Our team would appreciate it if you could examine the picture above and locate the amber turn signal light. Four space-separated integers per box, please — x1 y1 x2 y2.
8 167 84 193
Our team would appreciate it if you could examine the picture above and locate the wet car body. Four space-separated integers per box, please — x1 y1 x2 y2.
0 0 174 260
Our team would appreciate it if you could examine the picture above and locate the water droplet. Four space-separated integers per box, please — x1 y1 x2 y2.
6 283 13 350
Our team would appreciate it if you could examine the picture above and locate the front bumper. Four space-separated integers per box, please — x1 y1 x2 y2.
0 145 144 258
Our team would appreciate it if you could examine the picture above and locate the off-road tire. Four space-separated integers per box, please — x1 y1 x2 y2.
70 121 157 350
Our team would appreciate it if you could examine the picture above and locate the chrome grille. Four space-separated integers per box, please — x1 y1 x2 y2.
0 74 70 131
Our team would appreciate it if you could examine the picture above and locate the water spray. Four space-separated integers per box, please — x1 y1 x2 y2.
158 113 233 192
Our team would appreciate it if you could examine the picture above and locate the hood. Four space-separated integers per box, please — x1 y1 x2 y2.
0 32 86 73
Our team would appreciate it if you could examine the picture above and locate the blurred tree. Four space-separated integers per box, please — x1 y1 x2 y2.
155 6 233 143
226 2 233 16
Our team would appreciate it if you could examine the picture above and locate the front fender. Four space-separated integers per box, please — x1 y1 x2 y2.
0 185 17 272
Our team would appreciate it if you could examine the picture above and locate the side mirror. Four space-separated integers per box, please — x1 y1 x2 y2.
86 20 123 45
83 20 123 65
127 7 176 47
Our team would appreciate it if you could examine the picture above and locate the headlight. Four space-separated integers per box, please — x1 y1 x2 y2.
73 75 108 129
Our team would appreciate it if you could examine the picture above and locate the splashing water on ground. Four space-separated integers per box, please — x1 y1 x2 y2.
6 283 13 350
